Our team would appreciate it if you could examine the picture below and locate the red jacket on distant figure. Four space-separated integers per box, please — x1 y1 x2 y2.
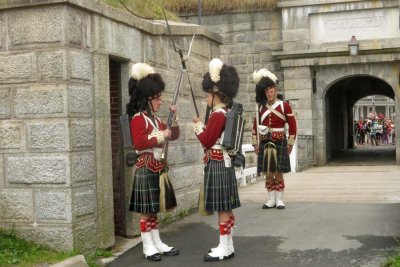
252 100 297 144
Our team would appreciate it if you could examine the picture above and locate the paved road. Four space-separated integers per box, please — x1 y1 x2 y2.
106 146 400 267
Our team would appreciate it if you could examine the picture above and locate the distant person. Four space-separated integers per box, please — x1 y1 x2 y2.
370 119 378 146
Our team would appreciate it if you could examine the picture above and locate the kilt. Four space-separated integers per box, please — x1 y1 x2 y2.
257 139 291 174
203 159 241 212
129 167 160 213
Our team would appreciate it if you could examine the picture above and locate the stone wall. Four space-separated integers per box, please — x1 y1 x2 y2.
277 0 400 165
0 0 220 251
182 0 400 167
180 10 286 170
181 10 283 143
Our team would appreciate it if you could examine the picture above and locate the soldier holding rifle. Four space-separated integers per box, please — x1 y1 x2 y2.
252 69 297 210
192 58 241 261
127 63 180 261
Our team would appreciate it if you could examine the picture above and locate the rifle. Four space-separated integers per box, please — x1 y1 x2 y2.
255 103 260 149
160 9 199 162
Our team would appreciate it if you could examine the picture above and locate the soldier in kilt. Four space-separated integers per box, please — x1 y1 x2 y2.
127 63 180 261
252 69 297 210
193 58 241 261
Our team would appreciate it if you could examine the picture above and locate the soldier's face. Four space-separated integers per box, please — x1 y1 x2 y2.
265 86 277 103
206 92 217 107
149 95 162 112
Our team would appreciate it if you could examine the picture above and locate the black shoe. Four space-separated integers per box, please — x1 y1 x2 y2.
262 204 275 209
163 247 179 256
144 253 161 261
204 254 229 261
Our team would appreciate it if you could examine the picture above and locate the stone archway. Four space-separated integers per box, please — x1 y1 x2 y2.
324 75 395 163
312 62 400 165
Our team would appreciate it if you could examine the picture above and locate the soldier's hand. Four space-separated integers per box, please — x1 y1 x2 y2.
193 117 202 123
170 105 177 113
253 145 259 154
163 129 172 138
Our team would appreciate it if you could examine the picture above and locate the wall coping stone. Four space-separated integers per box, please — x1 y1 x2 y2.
278 0 398 8
0 0 222 44
273 46 400 61
279 0 366 8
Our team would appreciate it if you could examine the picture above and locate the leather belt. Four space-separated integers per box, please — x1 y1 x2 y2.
259 131 285 141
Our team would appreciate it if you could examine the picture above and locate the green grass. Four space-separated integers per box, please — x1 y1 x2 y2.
0 228 113 267
163 0 278 14
382 253 400 267
101 0 278 20
85 249 114 267
0 229 77 267
101 0 179 20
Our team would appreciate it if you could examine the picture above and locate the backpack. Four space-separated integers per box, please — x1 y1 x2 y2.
120 114 138 167
221 102 245 167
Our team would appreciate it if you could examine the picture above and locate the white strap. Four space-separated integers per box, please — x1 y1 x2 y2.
136 149 152 154
260 101 281 123
266 101 286 122
142 113 160 131
222 148 231 168
271 127 285 132
214 108 226 114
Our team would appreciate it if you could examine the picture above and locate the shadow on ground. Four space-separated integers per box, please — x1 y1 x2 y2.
107 222 399 267
329 145 395 166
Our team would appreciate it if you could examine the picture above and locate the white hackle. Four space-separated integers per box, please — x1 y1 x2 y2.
131 63 155 81
252 68 278 85
209 58 223 83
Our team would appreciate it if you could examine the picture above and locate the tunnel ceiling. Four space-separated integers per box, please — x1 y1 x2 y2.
326 76 394 107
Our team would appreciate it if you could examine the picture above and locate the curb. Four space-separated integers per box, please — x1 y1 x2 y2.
50 255 88 267
97 236 141 266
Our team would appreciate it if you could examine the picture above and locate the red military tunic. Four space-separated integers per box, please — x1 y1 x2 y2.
130 112 179 172
194 105 227 163
252 100 297 144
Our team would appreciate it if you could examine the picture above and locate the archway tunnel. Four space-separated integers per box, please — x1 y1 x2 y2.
325 75 396 164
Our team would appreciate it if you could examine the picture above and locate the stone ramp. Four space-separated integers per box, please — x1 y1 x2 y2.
240 165 400 204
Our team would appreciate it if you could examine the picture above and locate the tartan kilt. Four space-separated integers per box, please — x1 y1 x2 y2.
129 167 160 213
257 139 291 174
203 159 241 212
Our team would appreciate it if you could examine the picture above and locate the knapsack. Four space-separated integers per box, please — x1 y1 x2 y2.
222 102 245 156
120 114 138 167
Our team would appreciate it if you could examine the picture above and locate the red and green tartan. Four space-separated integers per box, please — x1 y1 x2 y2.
203 159 241 212
257 139 291 174
129 167 160 213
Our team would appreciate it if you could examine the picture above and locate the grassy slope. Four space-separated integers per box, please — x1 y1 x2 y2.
101 0 278 19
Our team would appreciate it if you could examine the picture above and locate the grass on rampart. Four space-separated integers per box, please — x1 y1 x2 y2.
101 0 278 19
101 0 178 20
163 0 278 14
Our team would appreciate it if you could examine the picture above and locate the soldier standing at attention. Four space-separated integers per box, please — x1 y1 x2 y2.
252 69 297 210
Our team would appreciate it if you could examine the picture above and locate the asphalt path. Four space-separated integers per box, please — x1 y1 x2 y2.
107 202 400 267
107 146 400 267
